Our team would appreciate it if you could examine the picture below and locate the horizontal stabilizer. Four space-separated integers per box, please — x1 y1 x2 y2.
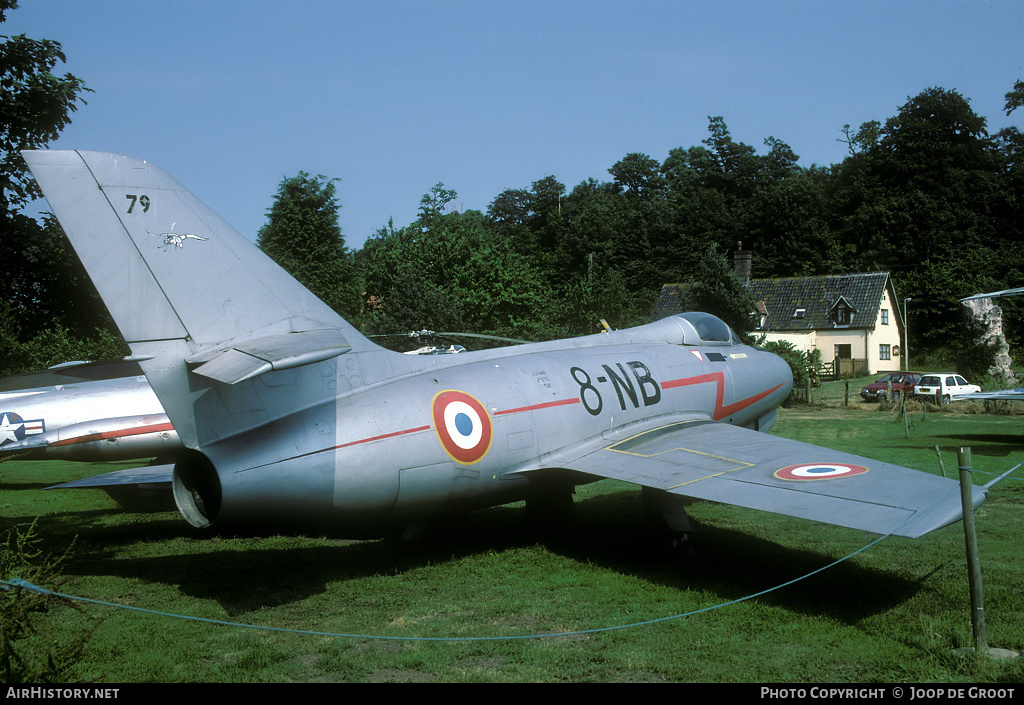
47 464 174 490
0 358 148 394
187 329 351 384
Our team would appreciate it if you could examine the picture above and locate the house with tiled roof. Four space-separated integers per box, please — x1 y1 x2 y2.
654 271 905 376
748 272 904 376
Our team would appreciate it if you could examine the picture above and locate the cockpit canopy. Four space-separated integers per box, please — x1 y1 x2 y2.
631 312 743 347
675 312 741 345
667 313 741 346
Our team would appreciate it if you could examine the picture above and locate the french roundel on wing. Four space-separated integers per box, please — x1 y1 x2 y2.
774 462 869 481
431 390 493 465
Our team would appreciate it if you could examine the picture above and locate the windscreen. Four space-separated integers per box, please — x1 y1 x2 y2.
675 312 740 345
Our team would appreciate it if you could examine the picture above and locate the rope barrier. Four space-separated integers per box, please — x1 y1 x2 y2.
2 459 1017 643
1 531 891 642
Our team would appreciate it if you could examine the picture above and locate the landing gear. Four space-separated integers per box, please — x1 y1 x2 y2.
643 487 694 556
525 481 576 533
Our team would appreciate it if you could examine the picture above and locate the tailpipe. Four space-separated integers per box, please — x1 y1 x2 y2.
172 449 222 528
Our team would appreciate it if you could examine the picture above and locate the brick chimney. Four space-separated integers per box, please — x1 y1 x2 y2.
733 241 752 284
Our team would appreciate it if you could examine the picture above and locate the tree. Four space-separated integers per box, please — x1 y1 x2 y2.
838 120 881 156
1004 79 1024 116
1 1 91 322
828 88 1012 352
0 2 118 375
673 244 756 340
0 1 90 216
355 89 1023 364
759 340 812 390
362 182 556 342
256 172 362 320
609 152 666 199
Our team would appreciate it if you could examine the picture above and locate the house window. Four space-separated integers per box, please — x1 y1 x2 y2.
835 304 851 326
880 344 891 360
881 309 889 325
834 344 852 360
793 308 806 319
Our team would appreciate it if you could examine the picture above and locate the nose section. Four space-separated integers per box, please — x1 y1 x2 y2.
758 346 794 403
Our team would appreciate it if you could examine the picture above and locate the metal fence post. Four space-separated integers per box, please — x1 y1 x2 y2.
957 447 988 653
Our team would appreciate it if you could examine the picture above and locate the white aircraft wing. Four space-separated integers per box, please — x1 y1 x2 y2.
533 420 986 538
960 287 1024 302
955 389 1024 401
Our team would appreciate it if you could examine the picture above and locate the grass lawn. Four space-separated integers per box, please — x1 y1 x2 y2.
2 400 1022 683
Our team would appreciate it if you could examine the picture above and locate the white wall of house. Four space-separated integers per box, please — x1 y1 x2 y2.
760 330 817 354
870 287 903 373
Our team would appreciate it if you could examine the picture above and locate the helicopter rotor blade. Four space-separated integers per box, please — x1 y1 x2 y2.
436 332 532 345
368 331 531 345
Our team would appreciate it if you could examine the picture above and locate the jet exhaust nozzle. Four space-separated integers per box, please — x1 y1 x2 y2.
172 450 222 528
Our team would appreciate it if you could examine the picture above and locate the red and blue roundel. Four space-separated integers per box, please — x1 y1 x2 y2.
431 390 493 465
774 462 869 481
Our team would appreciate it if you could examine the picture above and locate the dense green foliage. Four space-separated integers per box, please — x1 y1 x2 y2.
760 340 814 389
353 86 1024 360
0 2 121 375
256 172 363 318
0 521 88 682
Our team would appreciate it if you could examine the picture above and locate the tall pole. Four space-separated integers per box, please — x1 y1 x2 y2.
903 298 912 372
958 447 988 653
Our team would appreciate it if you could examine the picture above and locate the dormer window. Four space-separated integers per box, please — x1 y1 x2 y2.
830 297 856 327
793 308 806 319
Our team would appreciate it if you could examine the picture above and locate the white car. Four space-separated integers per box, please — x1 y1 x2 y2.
914 373 981 405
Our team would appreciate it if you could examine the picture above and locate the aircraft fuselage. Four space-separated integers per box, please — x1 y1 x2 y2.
174 315 792 534
0 374 179 461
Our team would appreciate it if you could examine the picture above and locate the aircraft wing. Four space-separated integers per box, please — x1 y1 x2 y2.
533 420 985 538
955 389 1024 401
960 287 1024 302
0 359 145 394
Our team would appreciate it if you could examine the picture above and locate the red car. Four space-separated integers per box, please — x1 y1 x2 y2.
859 372 923 402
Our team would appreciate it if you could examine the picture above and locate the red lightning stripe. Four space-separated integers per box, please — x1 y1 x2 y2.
661 372 784 420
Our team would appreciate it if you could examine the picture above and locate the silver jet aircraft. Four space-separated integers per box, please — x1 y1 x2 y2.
23 150 994 541
0 358 180 462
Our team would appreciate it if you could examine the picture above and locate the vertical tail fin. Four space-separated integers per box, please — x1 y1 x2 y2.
23 150 376 446
22 150 370 351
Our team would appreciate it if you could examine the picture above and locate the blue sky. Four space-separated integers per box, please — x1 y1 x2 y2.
6 1 1023 250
